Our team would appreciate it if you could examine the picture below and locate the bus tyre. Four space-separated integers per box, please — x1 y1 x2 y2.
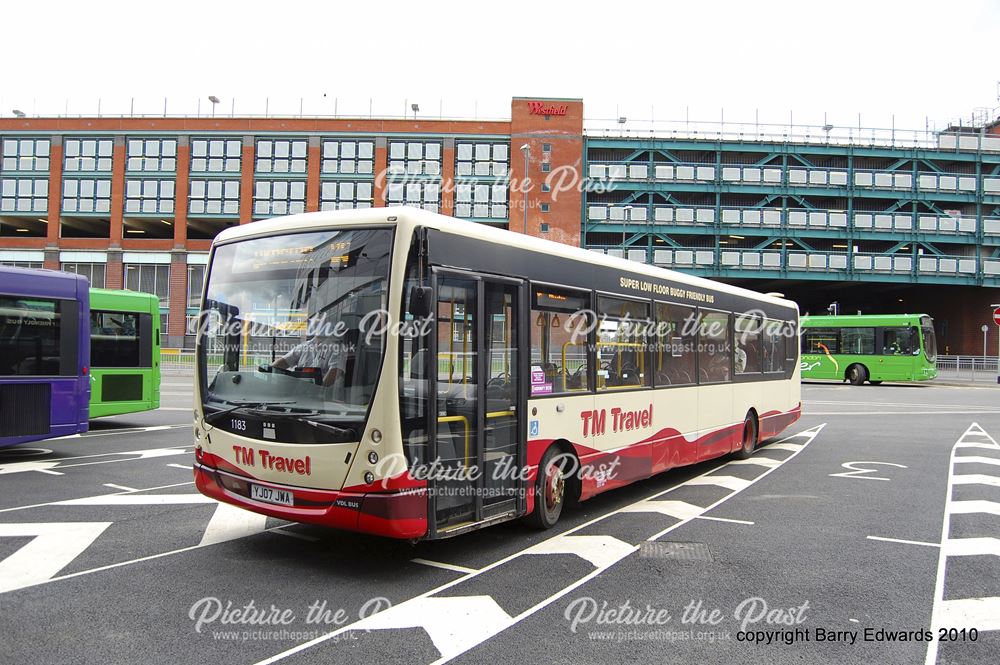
527 446 566 529
734 414 758 460
869 380 882 385
847 364 868 386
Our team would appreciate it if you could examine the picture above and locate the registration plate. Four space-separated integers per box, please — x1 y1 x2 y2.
250 484 294 506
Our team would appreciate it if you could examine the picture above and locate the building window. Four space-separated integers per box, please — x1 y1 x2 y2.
1 138 50 172
61 262 106 288
320 181 373 210
189 179 240 215
62 178 112 214
386 181 440 212
0 260 42 268
540 223 549 233
540 203 550 213
455 142 508 177
253 179 306 217
125 179 175 214
255 139 307 174
191 138 242 173
64 138 113 172
542 143 551 153
541 163 551 173
387 141 442 176
186 264 205 309
126 138 177 172
541 183 551 192
455 183 507 219
0 178 48 213
124 263 169 300
321 140 374 175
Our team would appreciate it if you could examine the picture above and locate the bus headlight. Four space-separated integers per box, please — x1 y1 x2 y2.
364 472 375 484
370 429 382 444
368 451 378 464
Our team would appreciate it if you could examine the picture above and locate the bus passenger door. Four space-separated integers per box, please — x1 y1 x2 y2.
429 271 523 535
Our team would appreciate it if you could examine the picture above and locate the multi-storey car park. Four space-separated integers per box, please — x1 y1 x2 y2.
0 98 997 354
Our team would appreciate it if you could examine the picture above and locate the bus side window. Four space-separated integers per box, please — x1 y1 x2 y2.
653 302 697 386
530 286 590 395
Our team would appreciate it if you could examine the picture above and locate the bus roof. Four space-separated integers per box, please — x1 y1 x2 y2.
214 206 797 313
0 265 89 300
90 288 160 313
802 313 932 327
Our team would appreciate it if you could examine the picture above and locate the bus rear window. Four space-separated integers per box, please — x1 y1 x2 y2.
0 297 65 376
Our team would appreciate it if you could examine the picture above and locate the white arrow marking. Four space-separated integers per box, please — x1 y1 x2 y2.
199 502 269 546
0 522 112 593
686 475 752 491
526 535 635 568
620 500 705 520
0 461 64 476
355 596 513 662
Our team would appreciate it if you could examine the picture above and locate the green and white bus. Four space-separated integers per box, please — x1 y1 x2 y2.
800 313 938 385
88 288 161 417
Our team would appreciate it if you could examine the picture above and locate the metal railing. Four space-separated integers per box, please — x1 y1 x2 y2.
936 356 1000 383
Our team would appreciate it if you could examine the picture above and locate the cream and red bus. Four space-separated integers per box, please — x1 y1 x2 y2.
193 207 801 540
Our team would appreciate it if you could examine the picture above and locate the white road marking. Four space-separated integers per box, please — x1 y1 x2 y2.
49 424 186 441
951 474 1000 488
410 558 478 575
0 522 112 593
0 461 64 476
952 456 1000 467
830 461 908 482
0 481 195 515
252 422 826 665
696 515 755 525
866 535 940 548
926 422 1000 665
619 500 704 520
54 494 214 506
167 463 194 471
942 537 1000 557
686 475 752 491
355 596 514 663
764 442 806 451
199 502 269 546
949 500 1000 517
102 484 137 492
728 457 781 467
932 598 1000 632
271 529 320 543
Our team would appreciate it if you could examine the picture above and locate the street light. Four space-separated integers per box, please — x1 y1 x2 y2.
208 96 220 117
520 144 530 234
410 103 419 119
12 109 25 118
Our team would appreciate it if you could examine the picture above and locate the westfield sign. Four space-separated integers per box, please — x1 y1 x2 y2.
528 101 569 116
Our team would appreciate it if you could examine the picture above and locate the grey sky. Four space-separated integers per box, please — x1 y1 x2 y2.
2 0 998 131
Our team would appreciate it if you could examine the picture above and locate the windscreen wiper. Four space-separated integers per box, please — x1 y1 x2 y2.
302 419 357 440
203 400 295 426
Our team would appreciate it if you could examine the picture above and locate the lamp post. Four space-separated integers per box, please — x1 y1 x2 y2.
411 103 419 120
520 144 530 234
208 95 220 117
12 109 25 118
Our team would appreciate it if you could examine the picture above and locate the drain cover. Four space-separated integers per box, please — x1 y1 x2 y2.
640 541 714 561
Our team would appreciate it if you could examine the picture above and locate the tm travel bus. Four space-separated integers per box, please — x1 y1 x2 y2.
88 288 161 418
800 313 938 385
192 207 801 540
0 266 90 447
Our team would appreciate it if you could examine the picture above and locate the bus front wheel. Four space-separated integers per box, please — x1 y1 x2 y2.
847 364 868 386
734 413 758 460
526 446 567 529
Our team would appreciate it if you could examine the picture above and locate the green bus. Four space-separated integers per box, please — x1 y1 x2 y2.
88 288 161 417
800 313 938 385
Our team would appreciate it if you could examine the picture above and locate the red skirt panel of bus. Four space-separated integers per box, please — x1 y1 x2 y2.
194 451 427 539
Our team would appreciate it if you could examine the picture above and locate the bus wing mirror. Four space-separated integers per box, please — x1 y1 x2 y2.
407 286 433 318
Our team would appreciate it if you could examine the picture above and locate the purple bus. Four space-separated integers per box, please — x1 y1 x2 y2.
0 266 90 447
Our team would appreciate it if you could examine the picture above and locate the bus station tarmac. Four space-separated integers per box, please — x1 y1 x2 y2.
0 381 998 665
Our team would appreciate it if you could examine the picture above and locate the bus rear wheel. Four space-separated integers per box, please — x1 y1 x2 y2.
526 446 567 529
847 364 868 386
734 413 758 460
